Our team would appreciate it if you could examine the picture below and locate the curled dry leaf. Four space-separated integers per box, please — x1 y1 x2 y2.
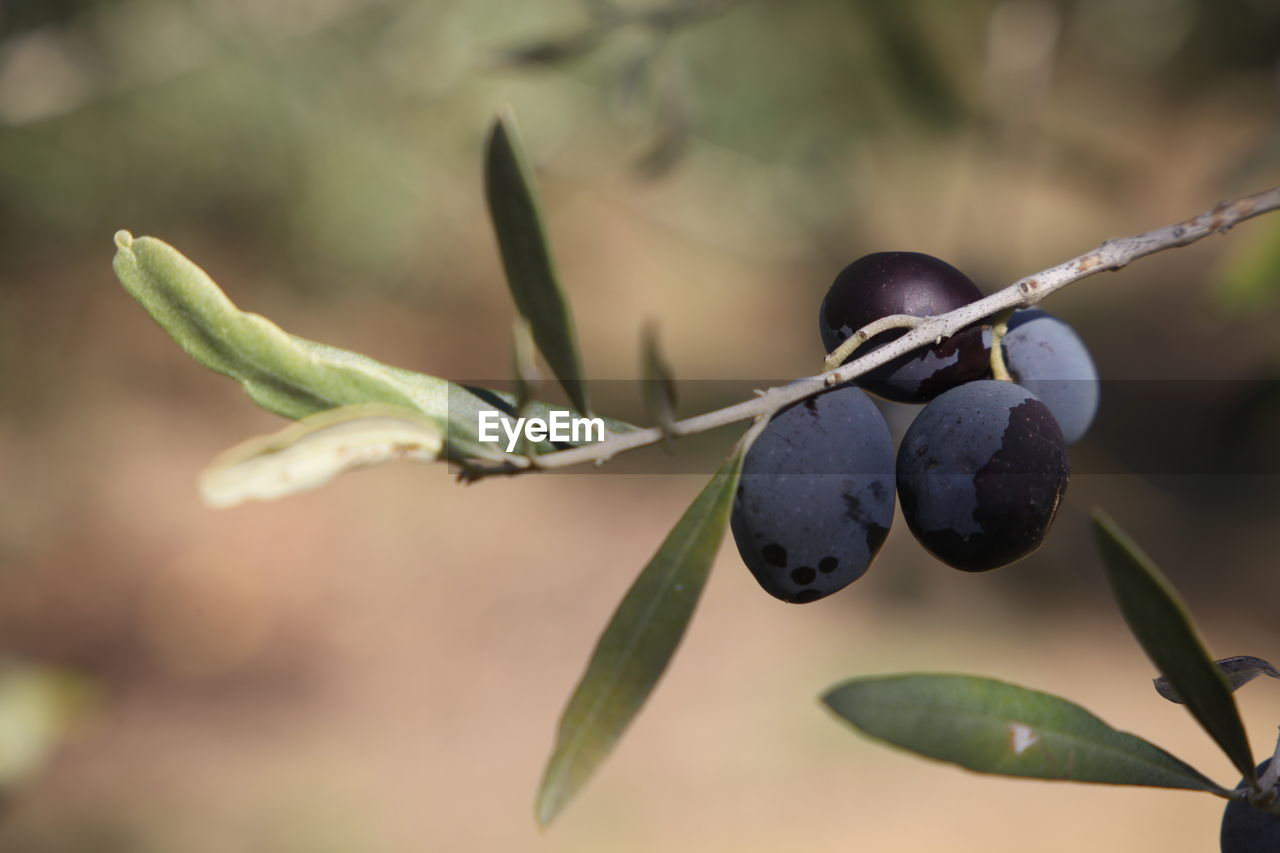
641 321 678 442
1155 656 1280 704
200 404 443 508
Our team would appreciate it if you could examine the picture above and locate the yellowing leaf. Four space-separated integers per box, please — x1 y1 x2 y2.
199 404 444 508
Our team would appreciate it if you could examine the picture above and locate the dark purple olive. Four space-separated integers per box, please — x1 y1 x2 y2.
819 252 990 403
896 380 1069 571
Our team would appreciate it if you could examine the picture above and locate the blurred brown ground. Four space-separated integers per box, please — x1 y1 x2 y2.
1 1 1280 851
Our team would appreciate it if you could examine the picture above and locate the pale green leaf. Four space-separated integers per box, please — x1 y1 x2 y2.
112 231 631 470
113 230 445 421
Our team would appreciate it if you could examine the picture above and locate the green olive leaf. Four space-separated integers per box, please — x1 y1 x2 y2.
484 112 590 415
509 319 540 457
1154 656 1280 704
1092 509 1257 787
536 450 744 826
113 230 452 421
823 674 1227 794
112 231 631 473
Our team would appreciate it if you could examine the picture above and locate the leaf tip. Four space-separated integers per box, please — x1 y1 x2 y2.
113 229 134 251
1089 507 1132 557
197 466 244 509
534 784 563 829
486 107 516 152
495 104 518 131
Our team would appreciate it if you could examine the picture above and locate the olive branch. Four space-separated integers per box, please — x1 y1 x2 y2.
110 110 1280 828
467 184 1280 477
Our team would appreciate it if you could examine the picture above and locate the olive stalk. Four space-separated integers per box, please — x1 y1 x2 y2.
987 308 1016 382
822 313 924 370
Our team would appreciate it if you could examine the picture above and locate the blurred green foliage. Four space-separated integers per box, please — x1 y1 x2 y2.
0 0 1275 287
1215 218 1280 314
0 662 90 791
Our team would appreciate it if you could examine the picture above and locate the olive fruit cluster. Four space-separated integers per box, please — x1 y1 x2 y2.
732 252 1097 602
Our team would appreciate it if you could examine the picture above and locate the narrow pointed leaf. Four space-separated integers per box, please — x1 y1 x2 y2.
640 321 678 442
508 319 539 457
536 451 744 826
823 674 1227 794
511 319 540 397
484 113 590 414
1092 510 1256 785
1155 656 1280 704
112 231 630 469
199 404 443 508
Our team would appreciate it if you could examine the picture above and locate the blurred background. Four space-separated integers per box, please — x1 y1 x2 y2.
2 0 1280 850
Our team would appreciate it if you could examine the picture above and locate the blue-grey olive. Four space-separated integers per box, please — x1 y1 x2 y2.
731 384 895 603
996 309 1099 444
1222 759 1280 853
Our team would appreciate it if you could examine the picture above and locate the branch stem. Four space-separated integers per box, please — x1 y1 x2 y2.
467 187 1280 477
